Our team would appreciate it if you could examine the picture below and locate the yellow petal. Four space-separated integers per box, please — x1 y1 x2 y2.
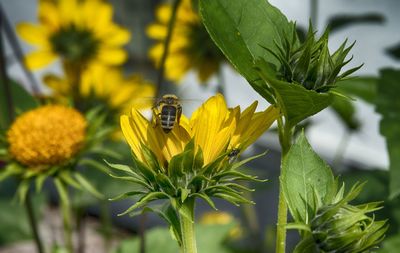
102 26 131 46
24 50 57 70
156 4 172 24
38 2 60 31
230 101 258 147
146 24 167 40
43 74 69 95
97 48 128 65
58 0 78 25
191 94 232 165
120 115 146 163
16 23 49 47
238 105 279 150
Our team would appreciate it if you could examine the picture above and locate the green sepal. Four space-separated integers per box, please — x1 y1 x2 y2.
73 173 103 199
255 58 333 128
107 173 152 190
156 174 177 196
108 191 147 201
118 192 170 216
191 193 217 210
140 143 162 173
15 179 30 204
58 171 82 190
0 163 23 181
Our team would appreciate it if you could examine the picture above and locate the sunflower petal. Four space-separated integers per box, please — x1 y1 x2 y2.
17 23 49 47
97 48 128 65
24 50 57 70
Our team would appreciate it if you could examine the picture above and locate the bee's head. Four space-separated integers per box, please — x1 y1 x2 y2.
162 94 179 105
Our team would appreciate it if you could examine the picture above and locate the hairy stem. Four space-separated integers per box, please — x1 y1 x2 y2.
180 198 197 253
275 116 292 253
155 0 182 98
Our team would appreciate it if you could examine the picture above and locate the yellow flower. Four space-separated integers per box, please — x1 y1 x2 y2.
44 66 155 114
147 0 224 83
120 94 279 167
7 105 87 167
17 0 130 69
200 211 234 225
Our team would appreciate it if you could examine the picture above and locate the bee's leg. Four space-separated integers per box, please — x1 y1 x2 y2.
176 104 182 124
151 107 160 127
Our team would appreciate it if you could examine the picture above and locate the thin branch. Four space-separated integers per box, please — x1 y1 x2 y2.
0 4 41 95
155 0 183 98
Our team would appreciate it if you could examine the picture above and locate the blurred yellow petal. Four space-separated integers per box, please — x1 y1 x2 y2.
38 2 60 31
147 24 167 40
25 50 57 70
97 48 128 65
58 0 78 25
102 27 131 46
16 23 49 47
43 74 69 95
156 4 171 24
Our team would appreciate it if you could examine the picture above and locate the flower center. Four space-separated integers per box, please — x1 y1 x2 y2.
7 105 87 167
50 25 99 63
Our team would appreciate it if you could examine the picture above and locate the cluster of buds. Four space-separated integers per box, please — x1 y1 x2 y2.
263 22 362 93
296 183 388 253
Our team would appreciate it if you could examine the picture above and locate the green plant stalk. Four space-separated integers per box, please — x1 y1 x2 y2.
25 192 45 253
155 0 182 98
55 179 74 253
275 116 293 253
179 198 197 253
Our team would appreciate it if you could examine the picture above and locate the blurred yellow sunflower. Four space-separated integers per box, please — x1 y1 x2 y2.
147 0 224 83
7 105 86 168
44 66 155 114
17 0 130 69
120 94 279 167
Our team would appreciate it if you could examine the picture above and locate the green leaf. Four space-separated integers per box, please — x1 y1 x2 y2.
281 132 335 224
0 79 38 130
331 96 360 131
255 58 334 127
199 0 291 102
335 77 377 103
375 68 400 199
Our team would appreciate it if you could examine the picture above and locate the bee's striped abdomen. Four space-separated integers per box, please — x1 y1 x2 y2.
160 105 177 133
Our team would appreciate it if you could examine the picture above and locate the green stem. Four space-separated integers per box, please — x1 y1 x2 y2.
310 0 318 26
25 192 45 253
179 199 197 253
0 12 14 124
155 0 182 98
275 117 292 253
54 178 74 253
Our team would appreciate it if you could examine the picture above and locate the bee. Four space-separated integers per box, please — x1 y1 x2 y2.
228 148 240 163
152 94 182 133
